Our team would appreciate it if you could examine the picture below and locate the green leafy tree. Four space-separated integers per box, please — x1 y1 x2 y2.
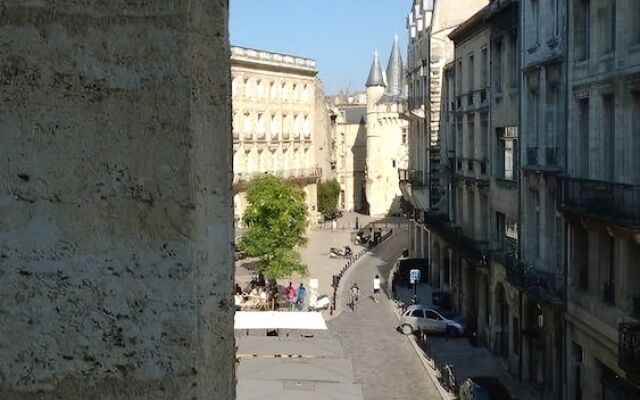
317 179 341 214
241 175 309 280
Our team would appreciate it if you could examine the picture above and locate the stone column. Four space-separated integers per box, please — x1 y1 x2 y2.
0 1 235 399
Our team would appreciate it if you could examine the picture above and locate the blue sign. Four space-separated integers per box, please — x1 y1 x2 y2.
410 269 421 284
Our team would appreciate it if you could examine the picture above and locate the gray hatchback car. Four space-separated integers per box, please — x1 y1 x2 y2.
399 304 464 336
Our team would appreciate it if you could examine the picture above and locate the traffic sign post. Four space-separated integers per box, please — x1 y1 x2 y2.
410 269 421 304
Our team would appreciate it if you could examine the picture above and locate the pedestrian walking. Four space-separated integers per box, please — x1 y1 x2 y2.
285 282 296 310
295 283 306 311
373 275 381 303
349 283 360 311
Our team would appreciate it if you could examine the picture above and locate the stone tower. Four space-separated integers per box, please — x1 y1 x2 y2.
364 39 408 218
365 50 387 216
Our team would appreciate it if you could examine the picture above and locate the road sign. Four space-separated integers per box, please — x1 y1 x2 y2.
410 269 421 284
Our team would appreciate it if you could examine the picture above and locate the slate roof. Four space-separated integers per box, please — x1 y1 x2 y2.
365 50 386 87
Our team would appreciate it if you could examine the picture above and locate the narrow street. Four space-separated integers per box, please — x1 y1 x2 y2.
329 229 441 400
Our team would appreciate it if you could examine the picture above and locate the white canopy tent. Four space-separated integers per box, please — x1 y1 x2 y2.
234 311 328 330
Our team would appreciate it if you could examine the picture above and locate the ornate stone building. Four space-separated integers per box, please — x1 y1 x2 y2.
327 38 409 217
231 46 329 225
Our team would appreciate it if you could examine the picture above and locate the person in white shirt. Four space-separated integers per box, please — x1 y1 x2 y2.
373 275 381 303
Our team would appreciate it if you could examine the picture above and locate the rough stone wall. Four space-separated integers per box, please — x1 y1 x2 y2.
0 1 235 399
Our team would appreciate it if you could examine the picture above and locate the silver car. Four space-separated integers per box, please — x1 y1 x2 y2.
399 305 464 336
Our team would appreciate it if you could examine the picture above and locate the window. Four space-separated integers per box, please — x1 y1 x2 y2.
468 54 475 92
633 92 640 183
530 0 540 47
456 60 463 96
551 0 559 37
270 81 277 99
632 2 640 45
467 116 475 159
425 310 442 320
578 97 590 177
597 1 615 55
603 236 616 305
480 113 489 161
256 79 264 99
513 316 520 355
574 0 590 61
496 127 518 180
532 189 541 257
392 159 397 168
545 68 561 157
481 48 488 88
494 39 503 92
411 309 425 318
602 94 615 180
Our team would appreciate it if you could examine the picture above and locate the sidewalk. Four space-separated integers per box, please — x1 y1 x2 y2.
388 278 523 400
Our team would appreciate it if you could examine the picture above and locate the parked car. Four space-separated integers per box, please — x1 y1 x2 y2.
459 376 512 400
399 304 465 336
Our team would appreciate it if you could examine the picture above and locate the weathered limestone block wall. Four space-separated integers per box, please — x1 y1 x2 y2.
0 1 235 399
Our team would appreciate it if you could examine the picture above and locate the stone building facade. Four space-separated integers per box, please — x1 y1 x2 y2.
328 103 368 212
0 1 235 398
563 0 640 398
402 0 490 261
231 46 326 225
404 0 640 398
445 0 523 381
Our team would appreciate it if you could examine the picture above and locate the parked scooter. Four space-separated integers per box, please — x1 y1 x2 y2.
308 294 331 311
329 246 352 258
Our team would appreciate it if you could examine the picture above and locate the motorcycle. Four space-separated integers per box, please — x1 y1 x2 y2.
329 246 352 258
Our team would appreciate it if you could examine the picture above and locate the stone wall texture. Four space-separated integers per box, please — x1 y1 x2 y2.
0 1 235 399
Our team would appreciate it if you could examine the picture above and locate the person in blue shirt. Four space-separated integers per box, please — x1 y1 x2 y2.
296 283 306 311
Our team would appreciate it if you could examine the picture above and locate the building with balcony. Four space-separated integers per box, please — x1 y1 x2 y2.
563 0 640 397
516 0 569 397
403 0 489 261
447 0 523 380
231 46 329 226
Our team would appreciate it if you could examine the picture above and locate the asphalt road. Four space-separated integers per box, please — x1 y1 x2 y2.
328 229 442 400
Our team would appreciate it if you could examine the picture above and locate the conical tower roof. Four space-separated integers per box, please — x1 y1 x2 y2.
365 50 386 87
385 35 405 97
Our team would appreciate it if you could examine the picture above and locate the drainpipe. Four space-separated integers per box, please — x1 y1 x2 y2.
517 0 525 384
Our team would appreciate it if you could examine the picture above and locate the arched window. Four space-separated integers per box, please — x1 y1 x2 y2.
292 83 298 100
270 81 277 99
303 114 310 138
281 82 288 101
256 79 264 99
257 113 265 138
282 114 290 139
243 113 252 139
302 84 309 101
270 114 279 140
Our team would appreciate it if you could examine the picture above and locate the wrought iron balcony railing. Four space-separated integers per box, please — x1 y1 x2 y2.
399 169 427 187
422 212 487 265
233 168 320 186
559 177 640 230
505 254 565 305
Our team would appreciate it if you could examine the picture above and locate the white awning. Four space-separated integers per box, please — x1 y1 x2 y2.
234 311 328 330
